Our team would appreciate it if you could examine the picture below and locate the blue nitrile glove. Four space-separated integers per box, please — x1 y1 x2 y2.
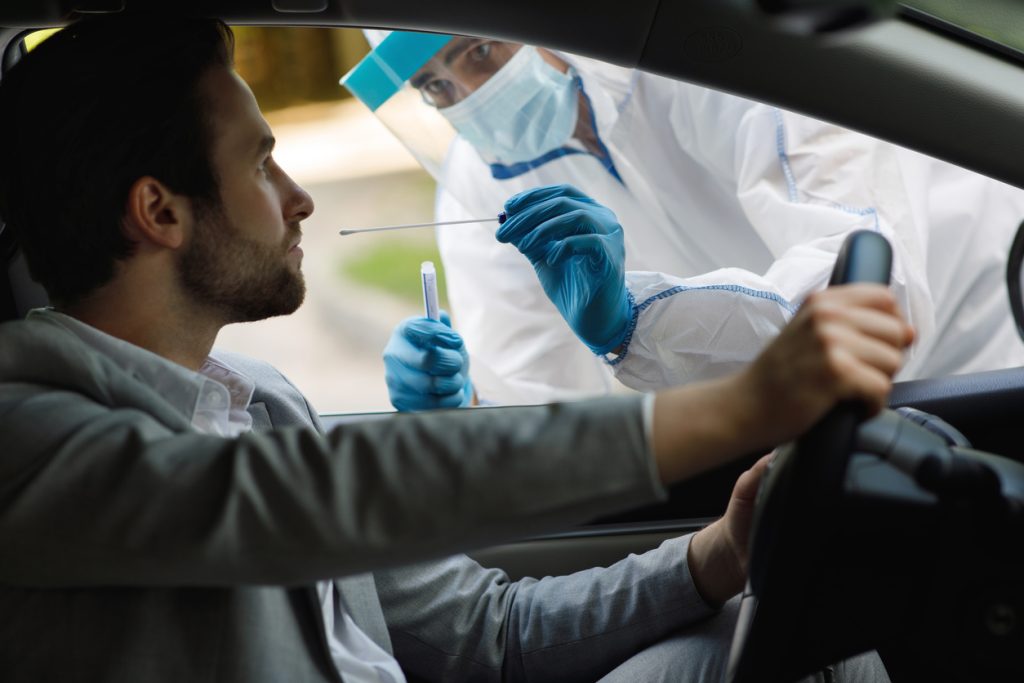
383 311 474 412
497 184 633 355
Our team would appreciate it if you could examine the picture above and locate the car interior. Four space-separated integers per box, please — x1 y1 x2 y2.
2 1 1024 681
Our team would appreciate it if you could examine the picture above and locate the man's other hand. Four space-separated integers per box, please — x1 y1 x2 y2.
687 454 772 605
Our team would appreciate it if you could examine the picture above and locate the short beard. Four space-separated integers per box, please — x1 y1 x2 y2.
178 200 305 324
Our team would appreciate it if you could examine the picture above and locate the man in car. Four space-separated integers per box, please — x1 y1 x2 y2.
347 32 1024 409
0 14 908 682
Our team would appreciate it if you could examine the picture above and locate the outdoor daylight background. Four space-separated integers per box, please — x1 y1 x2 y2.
213 27 448 414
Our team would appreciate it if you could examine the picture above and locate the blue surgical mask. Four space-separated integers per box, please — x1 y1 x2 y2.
439 46 579 165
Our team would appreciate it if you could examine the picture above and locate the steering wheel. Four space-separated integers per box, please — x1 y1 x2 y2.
726 229 893 683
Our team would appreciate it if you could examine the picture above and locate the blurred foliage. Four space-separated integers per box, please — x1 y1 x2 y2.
234 27 370 113
22 26 371 112
341 240 451 309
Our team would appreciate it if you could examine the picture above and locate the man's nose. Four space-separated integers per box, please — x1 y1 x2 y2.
285 173 314 221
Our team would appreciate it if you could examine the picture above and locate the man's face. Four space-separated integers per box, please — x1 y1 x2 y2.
178 66 314 323
410 38 523 109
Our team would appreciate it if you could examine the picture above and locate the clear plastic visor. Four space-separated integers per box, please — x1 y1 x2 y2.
342 33 579 182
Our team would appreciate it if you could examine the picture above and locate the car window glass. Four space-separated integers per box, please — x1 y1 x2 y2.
13 25 1024 416
217 28 649 415
239 26 1024 416
212 28 653 414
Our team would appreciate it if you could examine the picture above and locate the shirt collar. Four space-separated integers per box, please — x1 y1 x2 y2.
33 309 255 437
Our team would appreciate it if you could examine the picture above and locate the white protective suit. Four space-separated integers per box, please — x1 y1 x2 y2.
435 56 1024 404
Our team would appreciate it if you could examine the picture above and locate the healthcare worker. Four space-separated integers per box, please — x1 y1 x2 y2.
343 31 1024 409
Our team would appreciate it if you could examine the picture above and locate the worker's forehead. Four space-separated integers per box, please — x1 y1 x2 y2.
435 37 478 60
414 37 520 78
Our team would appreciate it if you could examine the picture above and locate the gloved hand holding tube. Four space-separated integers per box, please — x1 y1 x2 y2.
384 262 474 412
497 184 633 355
384 311 474 411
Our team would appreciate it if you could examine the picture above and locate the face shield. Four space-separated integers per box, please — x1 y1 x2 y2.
340 31 580 179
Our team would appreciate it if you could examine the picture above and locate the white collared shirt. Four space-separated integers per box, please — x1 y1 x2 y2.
40 309 406 683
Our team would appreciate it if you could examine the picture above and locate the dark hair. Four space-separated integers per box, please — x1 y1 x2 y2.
0 14 235 306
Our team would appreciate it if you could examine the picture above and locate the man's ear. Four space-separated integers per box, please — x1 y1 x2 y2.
123 176 190 249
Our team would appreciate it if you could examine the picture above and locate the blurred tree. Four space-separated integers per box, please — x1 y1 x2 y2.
233 27 370 113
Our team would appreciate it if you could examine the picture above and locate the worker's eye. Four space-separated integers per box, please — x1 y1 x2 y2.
422 78 455 108
467 42 492 63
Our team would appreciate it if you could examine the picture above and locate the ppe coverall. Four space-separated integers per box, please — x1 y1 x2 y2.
434 56 1024 403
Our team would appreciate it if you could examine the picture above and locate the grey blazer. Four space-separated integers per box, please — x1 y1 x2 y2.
0 314 715 682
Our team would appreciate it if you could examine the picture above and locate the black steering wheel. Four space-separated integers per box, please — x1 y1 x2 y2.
726 229 893 683
727 230 1024 682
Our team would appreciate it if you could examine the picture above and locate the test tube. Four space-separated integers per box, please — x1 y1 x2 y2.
421 261 440 321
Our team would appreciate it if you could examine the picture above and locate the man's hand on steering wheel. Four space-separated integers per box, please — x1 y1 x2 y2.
687 454 772 606
651 284 915 485
737 284 915 450
682 283 915 607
